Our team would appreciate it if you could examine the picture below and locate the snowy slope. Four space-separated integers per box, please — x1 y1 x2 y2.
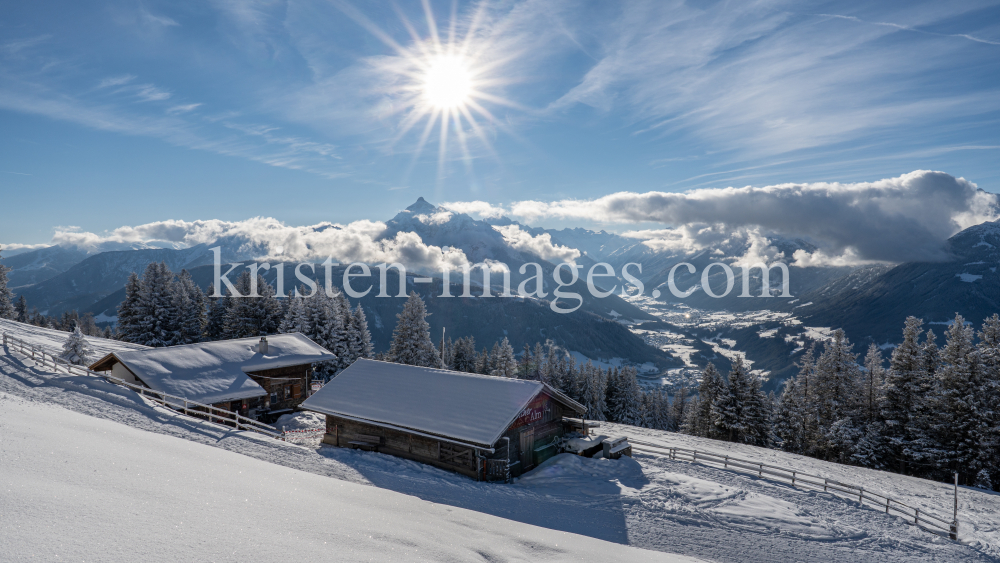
0 321 997 562
0 394 689 563
0 318 147 356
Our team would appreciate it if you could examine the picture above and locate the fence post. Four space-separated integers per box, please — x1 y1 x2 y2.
886 498 890 513
859 487 863 504
792 471 796 486
951 472 959 541
915 508 919 525
824 478 828 492
759 464 762 478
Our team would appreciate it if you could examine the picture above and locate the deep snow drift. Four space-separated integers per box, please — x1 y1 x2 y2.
1 320 998 562
0 392 687 562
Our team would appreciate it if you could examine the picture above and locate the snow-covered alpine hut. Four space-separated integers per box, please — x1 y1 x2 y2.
300 359 587 481
89 333 336 421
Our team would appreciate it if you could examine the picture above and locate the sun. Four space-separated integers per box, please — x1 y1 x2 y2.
341 0 524 183
422 54 472 110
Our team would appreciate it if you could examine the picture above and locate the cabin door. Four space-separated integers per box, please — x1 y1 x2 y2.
519 428 535 469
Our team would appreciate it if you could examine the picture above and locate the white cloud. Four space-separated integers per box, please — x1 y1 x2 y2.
414 211 454 225
167 103 202 114
548 2 998 159
45 217 471 272
491 171 1000 264
441 201 508 219
493 224 580 264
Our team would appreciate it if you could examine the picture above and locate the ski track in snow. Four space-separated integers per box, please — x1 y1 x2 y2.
1 322 998 562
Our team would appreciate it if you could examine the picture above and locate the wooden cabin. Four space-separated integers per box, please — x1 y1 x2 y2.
300 359 587 481
89 333 336 422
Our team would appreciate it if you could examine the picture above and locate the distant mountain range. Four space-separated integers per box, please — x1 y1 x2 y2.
6 197 1000 381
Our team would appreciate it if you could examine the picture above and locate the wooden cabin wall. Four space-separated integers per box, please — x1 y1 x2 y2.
246 365 311 410
492 393 574 476
323 415 479 479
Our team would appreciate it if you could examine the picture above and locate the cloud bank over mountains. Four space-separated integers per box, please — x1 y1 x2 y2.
7 171 996 269
449 171 999 266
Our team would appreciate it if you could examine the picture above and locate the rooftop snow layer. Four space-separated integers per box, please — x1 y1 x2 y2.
302 359 582 447
103 333 335 405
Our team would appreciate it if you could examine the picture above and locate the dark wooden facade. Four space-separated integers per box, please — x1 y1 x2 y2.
245 364 312 414
321 390 578 480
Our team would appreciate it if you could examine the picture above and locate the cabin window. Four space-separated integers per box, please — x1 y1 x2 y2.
270 392 278 404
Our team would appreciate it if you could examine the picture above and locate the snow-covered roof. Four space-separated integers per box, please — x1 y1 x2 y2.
300 359 585 448
90 333 335 405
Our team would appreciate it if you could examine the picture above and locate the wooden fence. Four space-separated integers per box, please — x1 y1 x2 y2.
626 437 959 540
1 331 282 440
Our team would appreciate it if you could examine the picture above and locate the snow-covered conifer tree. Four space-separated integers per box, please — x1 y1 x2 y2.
0 246 14 320
862 344 886 424
934 314 989 484
387 292 441 368
223 271 282 339
976 314 1000 488
60 326 93 365
491 337 517 377
451 336 477 372
279 291 310 334
610 366 642 425
203 283 229 340
670 385 689 432
350 304 374 360
882 316 936 470
713 356 748 443
115 272 143 342
134 262 183 347
15 295 28 323
687 362 724 438
175 269 205 344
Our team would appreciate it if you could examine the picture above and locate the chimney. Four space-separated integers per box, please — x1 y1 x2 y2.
259 336 269 355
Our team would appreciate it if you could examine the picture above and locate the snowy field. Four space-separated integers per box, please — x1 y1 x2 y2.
1 321 998 562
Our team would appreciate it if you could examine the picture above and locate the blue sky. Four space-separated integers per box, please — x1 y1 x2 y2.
2 0 1000 246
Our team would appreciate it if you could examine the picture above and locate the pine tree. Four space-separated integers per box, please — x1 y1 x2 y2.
223 271 282 339
882 316 936 471
813 329 863 458
59 326 93 365
451 336 478 372
489 337 517 377
713 356 759 444
934 314 989 484
131 263 184 347
862 344 885 424
774 376 806 453
519 344 533 379
203 283 228 340
743 370 773 447
0 246 14 320
976 314 1000 488
610 366 642 425
350 304 374 360
670 385 689 432
175 270 205 344
279 291 310 334
14 295 28 323
387 292 441 368
687 362 724 438
590 367 608 422
532 342 545 380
